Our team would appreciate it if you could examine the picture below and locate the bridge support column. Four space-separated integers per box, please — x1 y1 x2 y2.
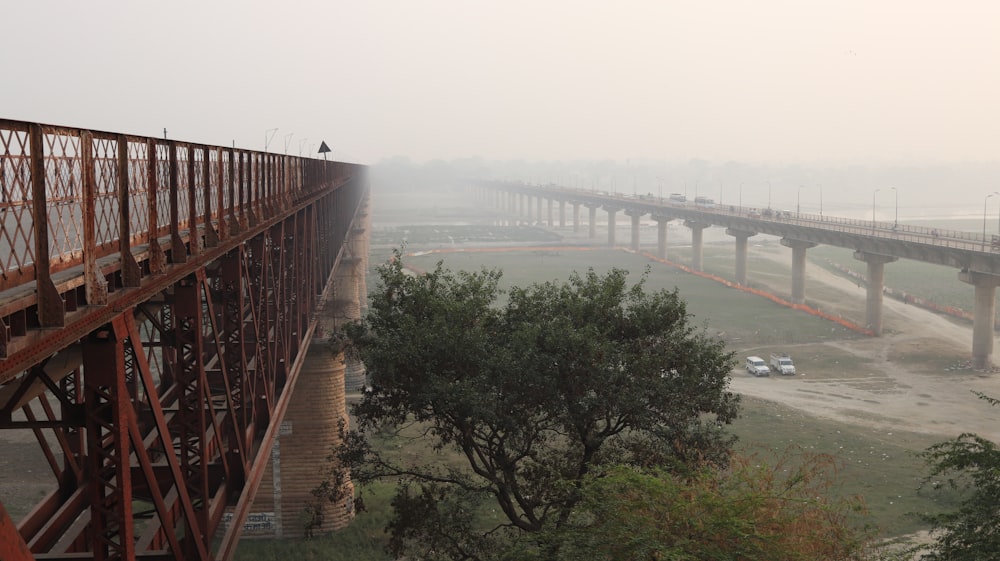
780 238 818 304
559 200 566 228
959 270 1000 369
854 251 897 336
726 229 758 286
587 205 598 239
853 251 898 336
653 216 669 259
546 198 553 227
536 196 543 224
626 210 643 251
606 207 620 247
685 221 710 271
573 203 581 234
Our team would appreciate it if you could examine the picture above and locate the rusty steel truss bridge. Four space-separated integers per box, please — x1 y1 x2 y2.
0 119 368 560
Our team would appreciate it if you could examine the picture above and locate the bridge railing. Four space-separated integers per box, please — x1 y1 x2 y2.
0 119 361 295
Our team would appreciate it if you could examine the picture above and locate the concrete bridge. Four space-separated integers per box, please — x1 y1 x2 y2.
481 181 1000 369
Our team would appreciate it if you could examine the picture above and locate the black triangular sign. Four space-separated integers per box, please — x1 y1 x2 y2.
318 141 331 153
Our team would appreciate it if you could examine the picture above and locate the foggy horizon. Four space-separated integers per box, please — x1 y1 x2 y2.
3 1 999 168
5 1 1000 220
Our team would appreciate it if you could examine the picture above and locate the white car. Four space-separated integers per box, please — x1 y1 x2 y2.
745 356 771 377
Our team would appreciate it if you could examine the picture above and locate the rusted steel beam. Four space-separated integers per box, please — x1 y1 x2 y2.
186 147 200 257
169 142 186 263
147 139 166 275
118 134 141 287
83 324 136 561
202 148 218 248
124 313 211 561
80 132 108 306
30 125 64 327
1 500 33 561
172 275 211 557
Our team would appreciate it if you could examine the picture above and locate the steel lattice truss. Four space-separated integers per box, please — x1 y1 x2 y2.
0 119 368 560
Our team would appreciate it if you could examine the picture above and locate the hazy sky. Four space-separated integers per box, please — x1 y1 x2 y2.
3 1 999 165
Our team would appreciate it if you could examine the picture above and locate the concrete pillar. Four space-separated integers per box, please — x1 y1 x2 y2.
559 200 566 228
626 210 642 251
780 238 818 304
588 205 598 239
853 251 898 336
573 203 581 234
685 221 709 271
654 216 669 259
726 228 758 286
606 208 619 247
535 195 543 224
959 270 1000 369
546 198 553 227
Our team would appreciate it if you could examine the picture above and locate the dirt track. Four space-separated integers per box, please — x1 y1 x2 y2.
729 245 1000 441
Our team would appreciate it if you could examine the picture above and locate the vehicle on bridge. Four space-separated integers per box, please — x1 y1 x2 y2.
694 196 715 207
669 193 686 203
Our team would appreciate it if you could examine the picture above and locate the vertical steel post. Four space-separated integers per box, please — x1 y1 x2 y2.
30 124 65 326
81 131 108 305
118 135 141 287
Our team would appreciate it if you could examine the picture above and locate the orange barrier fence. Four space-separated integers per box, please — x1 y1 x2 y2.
821 259 979 325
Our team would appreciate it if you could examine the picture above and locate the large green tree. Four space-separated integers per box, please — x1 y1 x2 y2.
919 393 1000 561
334 255 740 559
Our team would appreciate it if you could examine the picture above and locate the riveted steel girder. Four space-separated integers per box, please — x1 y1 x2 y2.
0 118 369 560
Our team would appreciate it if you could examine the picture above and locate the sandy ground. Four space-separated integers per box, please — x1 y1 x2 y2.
729 244 1000 442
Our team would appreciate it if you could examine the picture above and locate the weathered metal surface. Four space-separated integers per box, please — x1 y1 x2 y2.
0 118 368 560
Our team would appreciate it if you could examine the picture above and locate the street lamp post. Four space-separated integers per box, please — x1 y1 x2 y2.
873 188 881 229
264 128 278 153
891 187 898 228
984 192 1000 250
739 182 744 210
767 181 772 209
818 184 823 217
797 185 803 217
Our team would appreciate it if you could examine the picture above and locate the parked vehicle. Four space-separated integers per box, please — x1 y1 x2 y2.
769 353 796 375
745 356 771 377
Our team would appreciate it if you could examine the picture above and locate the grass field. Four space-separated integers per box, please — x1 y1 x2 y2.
237 219 984 559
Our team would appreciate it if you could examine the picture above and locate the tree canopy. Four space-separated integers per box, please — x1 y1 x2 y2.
919 393 1000 561
331 254 740 559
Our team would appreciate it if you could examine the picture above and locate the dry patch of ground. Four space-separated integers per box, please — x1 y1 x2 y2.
731 244 1000 441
